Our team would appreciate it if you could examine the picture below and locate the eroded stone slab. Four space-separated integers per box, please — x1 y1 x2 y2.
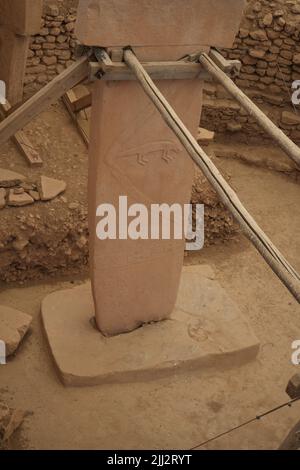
0 169 25 188
0 306 32 356
39 176 66 201
0 188 6 209
8 189 34 207
41 265 260 387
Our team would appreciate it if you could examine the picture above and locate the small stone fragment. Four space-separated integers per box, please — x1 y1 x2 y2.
0 305 32 356
281 111 300 126
227 122 242 132
0 169 25 188
13 187 25 195
197 127 215 145
286 374 300 399
29 190 40 201
69 202 79 210
8 190 34 207
0 402 26 444
0 189 6 209
40 176 66 201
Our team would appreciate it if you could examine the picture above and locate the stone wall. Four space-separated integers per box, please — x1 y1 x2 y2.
224 0 300 100
24 0 300 144
24 3 78 96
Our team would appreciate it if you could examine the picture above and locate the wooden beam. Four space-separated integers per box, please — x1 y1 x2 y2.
0 56 90 146
0 101 42 166
62 90 90 147
90 60 209 81
64 85 92 113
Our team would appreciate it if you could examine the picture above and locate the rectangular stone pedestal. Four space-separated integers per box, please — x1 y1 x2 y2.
41 265 260 387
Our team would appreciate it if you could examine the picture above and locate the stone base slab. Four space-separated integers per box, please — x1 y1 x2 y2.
41 265 260 387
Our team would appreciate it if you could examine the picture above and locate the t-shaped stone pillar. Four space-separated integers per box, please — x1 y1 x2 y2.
0 0 42 104
76 0 246 336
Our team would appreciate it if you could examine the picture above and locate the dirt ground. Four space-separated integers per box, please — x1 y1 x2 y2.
1 135 300 449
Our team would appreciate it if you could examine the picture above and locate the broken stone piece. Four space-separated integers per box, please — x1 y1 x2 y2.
0 402 26 445
39 176 66 201
13 187 25 195
0 306 32 356
8 190 34 207
0 189 6 209
0 169 25 188
286 374 300 399
197 127 215 145
29 190 40 201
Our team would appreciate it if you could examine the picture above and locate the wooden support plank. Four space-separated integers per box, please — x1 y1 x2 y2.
62 93 90 147
0 56 90 146
65 85 92 113
89 60 209 81
0 101 42 166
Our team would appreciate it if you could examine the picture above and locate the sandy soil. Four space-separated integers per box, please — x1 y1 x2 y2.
1 153 300 450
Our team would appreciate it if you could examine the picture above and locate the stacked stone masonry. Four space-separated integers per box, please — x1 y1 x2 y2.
24 3 78 96
24 0 300 144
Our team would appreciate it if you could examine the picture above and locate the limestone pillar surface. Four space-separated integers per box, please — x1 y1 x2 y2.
0 0 42 104
76 0 246 336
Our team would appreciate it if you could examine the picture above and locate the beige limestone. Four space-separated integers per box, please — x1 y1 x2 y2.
0 305 32 356
39 176 66 201
8 190 34 207
0 169 25 188
75 0 246 336
76 0 246 51
41 265 260 387
0 0 42 104
89 79 202 335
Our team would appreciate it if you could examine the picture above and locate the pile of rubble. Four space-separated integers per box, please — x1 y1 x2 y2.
0 169 66 209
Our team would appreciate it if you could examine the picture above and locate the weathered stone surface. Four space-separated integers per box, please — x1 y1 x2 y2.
0 402 26 444
0 305 32 356
29 190 40 201
0 169 25 188
281 111 300 126
197 127 215 144
8 190 34 207
42 265 260 386
39 176 66 201
0 189 6 209
286 374 300 399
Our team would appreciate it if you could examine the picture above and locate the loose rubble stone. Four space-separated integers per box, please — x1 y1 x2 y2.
197 127 215 144
286 374 300 399
8 190 34 207
0 402 26 445
0 169 25 188
281 111 300 126
40 176 66 201
0 189 6 209
0 306 32 356
29 190 40 201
